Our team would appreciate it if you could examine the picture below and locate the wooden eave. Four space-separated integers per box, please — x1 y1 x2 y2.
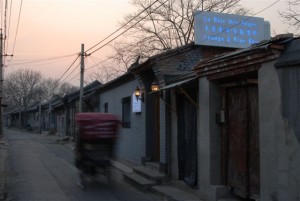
194 44 284 79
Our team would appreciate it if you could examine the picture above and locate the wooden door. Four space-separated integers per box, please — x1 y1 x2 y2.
226 85 260 199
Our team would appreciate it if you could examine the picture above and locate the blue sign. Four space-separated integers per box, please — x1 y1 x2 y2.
194 11 270 48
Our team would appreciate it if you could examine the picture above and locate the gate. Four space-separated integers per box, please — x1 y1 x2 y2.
226 85 260 199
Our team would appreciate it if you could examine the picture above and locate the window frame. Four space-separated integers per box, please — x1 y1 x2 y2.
121 96 131 128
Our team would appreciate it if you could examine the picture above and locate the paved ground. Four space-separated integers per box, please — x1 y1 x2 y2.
0 128 208 201
0 128 162 201
0 134 8 200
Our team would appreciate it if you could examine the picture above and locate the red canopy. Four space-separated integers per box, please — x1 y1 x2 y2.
76 113 120 122
76 113 120 139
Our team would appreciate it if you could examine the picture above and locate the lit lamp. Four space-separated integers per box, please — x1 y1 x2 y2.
151 81 159 92
134 86 144 102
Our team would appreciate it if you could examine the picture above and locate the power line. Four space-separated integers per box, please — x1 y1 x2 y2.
62 60 83 84
253 0 280 16
5 0 13 54
87 0 168 55
85 56 111 72
64 56 111 84
10 0 22 59
49 55 80 91
4 0 8 54
65 54 105 84
56 55 80 83
7 54 78 66
70 0 280 84
0 0 3 29
86 0 160 53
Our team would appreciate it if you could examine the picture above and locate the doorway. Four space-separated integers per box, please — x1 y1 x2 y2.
177 87 197 187
224 85 260 199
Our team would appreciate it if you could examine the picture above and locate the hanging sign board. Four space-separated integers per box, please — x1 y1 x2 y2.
132 93 142 113
194 11 270 48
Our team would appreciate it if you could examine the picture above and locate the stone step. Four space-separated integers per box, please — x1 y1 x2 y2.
123 173 156 191
145 161 160 170
151 185 204 201
133 166 167 184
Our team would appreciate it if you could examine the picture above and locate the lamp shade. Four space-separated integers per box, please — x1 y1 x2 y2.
151 81 159 92
134 86 141 97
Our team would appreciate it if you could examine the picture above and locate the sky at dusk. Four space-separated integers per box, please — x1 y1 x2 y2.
2 0 294 87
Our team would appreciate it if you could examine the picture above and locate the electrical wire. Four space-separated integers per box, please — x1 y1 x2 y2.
64 66 80 84
86 0 160 53
59 63 80 84
56 55 80 83
66 56 113 84
63 59 85 84
1 0 3 29
10 0 22 59
4 0 8 54
5 0 13 54
49 55 80 91
85 56 111 72
69 0 280 84
87 0 168 55
65 55 109 84
7 54 78 66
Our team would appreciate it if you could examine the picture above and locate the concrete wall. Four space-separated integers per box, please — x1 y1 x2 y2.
99 79 146 165
170 89 179 179
198 77 224 201
259 62 300 201
159 95 167 164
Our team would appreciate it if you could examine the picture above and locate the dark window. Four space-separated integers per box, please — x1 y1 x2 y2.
122 97 131 128
104 102 108 113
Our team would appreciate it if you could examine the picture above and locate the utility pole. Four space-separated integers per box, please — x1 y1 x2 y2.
38 96 42 134
0 31 3 137
0 30 13 136
79 44 85 113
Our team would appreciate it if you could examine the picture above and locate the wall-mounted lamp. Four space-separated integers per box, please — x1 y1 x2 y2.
151 80 160 92
134 86 144 102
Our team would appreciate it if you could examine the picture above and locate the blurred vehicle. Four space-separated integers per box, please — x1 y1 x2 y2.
74 112 120 190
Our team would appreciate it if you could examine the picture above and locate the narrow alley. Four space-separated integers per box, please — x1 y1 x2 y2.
0 128 161 201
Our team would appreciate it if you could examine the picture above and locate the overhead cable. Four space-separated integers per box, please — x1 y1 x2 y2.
7 54 78 66
5 0 13 53
86 0 160 53
87 0 168 55
0 0 3 29
85 56 111 72
10 0 23 59
63 58 87 84
56 55 80 83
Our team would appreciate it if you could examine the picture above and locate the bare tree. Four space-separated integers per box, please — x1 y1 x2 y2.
4 68 43 111
40 78 78 101
279 0 300 35
107 0 249 70
86 63 127 84
3 69 78 112
56 82 78 96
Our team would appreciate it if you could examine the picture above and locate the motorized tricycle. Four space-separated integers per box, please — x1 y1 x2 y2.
74 112 120 190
